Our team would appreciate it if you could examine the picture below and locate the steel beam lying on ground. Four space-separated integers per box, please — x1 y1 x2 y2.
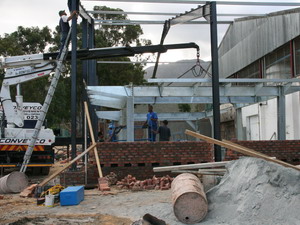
153 161 229 172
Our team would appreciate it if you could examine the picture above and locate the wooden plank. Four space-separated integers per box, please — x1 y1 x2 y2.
185 130 300 172
38 143 97 187
84 101 103 178
153 161 228 172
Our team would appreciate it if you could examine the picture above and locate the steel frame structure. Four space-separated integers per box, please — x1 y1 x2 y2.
70 1 300 163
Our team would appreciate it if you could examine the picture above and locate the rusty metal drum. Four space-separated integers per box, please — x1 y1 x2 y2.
171 173 208 224
0 171 28 194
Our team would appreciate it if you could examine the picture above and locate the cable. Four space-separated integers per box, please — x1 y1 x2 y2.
166 49 211 86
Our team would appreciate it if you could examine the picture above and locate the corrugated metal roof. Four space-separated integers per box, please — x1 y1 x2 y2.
218 7 300 78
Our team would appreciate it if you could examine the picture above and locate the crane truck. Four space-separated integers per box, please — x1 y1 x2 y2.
0 42 199 174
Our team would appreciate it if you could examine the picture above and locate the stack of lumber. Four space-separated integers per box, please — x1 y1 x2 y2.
153 161 228 175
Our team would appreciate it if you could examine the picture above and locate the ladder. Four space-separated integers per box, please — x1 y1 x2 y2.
20 30 72 173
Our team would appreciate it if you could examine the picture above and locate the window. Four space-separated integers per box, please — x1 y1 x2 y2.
294 36 300 77
237 60 260 79
265 43 291 79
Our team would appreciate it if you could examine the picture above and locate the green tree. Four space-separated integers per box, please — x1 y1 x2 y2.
0 26 52 56
0 26 54 104
0 6 151 129
178 104 191 112
92 6 151 85
0 26 71 128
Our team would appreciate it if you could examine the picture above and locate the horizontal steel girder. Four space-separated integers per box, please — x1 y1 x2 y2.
96 111 121 121
87 85 300 98
133 112 206 121
89 95 257 105
90 96 125 109
95 111 206 121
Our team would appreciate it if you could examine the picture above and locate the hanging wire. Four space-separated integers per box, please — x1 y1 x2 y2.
166 49 211 86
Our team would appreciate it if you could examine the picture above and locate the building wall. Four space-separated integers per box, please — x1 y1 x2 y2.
241 92 300 140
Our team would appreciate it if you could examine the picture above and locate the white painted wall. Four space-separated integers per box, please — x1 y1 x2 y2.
286 92 300 139
241 92 300 140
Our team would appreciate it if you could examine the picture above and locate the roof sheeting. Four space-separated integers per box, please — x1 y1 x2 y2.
218 7 300 78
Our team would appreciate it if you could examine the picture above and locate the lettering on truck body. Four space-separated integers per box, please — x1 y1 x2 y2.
0 138 48 145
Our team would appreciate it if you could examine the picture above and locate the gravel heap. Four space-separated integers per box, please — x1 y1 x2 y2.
202 157 300 225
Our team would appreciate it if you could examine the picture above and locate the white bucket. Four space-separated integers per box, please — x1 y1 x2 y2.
45 194 55 207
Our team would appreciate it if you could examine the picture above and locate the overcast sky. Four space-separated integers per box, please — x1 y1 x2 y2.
0 0 299 62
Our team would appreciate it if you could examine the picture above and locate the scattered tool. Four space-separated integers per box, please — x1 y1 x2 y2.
40 184 65 197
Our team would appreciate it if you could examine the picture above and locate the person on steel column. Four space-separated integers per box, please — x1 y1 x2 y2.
143 105 158 142
58 9 77 54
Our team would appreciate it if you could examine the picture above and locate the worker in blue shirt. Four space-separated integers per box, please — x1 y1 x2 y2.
143 105 158 142
108 124 117 142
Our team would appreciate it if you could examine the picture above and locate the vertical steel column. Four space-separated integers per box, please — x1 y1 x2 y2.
88 20 98 138
82 18 88 183
82 18 88 88
126 95 134 142
210 2 222 161
71 0 78 170
277 86 286 140
82 18 88 122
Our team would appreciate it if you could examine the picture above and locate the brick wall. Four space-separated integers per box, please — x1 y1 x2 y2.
87 141 213 184
60 170 85 187
60 140 300 186
225 140 300 165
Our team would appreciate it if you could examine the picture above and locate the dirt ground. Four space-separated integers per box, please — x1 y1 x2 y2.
2 158 298 225
0 163 182 225
0 187 178 225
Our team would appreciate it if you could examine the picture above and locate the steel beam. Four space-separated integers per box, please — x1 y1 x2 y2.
89 95 257 105
79 4 92 23
133 112 206 121
90 96 126 109
82 0 300 6
210 2 222 161
87 86 300 98
169 4 210 26
277 86 286 140
94 20 232 25
96 111 121 121
88 10 265 17
147 78 300 83
126 96 135 141
71 0 78 170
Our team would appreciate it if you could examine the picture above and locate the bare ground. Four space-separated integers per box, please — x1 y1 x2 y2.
0 162 179 225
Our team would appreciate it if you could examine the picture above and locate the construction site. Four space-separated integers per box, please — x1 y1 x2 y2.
0 0 300 224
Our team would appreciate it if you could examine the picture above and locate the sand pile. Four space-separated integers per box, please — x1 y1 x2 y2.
203 157 300 225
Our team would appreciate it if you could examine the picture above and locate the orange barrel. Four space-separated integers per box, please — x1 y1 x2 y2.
0 171 28 194
171 173 208 224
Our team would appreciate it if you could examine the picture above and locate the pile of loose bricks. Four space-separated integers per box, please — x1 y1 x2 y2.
116 174 173 191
